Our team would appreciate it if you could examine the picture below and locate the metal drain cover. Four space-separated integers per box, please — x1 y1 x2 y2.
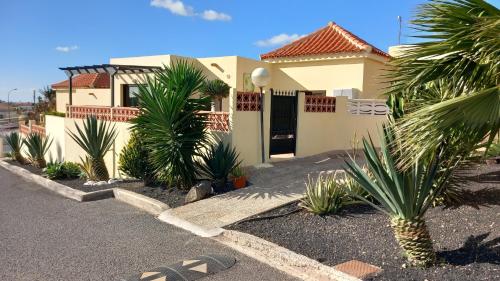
125 254 236 281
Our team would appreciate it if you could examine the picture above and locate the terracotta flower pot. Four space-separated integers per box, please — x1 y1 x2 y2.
232 176 247 189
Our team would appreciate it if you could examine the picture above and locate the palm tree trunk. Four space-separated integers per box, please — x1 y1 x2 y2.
391 217 436 267
14 153 26 165
35 158 46 169
92 157 109 181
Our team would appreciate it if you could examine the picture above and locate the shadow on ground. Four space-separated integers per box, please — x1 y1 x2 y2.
439 233 500 266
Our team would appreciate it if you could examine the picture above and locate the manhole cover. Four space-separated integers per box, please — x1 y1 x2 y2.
125 254 236 281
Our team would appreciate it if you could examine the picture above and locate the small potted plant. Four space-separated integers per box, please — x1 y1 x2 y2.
231 166 247 189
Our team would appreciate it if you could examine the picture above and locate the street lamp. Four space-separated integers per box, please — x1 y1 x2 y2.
7 88 17 124
251 68 270 163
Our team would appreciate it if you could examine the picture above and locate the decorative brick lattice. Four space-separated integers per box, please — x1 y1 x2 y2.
66 105 139 122
19 124 30 135
347 99 389 116
112 107 140 122
305 96 336 112
31 124 46 137
204 111 230 132
236 92 261 111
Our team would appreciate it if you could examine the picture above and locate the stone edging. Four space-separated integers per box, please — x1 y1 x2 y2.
213 230 362 281
113 188 170 216
0 159 113 202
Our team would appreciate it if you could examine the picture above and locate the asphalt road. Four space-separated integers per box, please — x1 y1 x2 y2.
0 167 297 281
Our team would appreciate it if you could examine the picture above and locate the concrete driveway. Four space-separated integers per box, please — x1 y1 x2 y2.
0 167 297 281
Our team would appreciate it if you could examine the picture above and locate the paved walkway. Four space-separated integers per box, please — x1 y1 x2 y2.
0 167 297 281
167 152 347 230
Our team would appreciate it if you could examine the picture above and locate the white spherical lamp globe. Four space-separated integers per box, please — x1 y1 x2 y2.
251 68 271 88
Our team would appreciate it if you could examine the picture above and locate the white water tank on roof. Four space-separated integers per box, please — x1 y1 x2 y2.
332 88 358 99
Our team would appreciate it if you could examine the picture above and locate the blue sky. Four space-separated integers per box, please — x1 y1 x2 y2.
0 0 498 101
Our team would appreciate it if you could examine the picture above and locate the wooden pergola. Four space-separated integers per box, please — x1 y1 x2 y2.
59 64 161 107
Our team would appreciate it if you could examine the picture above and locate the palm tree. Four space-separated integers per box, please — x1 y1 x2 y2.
67 116 117 181
388 0 499 168
344 126 452 267
201 79 230 111
131 61 210 189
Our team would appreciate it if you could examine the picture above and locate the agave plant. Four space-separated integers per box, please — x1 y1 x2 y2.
201 79 230 111
300 172 348 215
344 126 452 267
23 133 52 168
5 132 25 164
67 116 117 181
197 141 240 191
79 156 97 180
131 61 210 189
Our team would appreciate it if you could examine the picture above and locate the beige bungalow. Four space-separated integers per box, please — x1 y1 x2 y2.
28 22 391 176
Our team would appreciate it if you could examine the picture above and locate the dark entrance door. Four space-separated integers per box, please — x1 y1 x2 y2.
269 89 298 156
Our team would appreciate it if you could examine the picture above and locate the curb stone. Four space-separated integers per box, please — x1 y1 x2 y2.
158 210 224 238
0 159 114 202
213 230 363 281
113 188 170 216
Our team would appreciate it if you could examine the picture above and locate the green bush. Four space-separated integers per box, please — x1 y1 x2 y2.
299 172 348 215
119 131 155 184
44 161 81 179
45 111 66 117
197 141 240 188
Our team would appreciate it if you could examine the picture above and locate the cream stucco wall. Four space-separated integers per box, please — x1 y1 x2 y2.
56 88 111 113
295 95 385 157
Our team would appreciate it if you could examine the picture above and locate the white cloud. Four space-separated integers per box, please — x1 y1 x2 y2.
201 10 231 21
55 45 79 52
151 0 231 21
150 0 194 16
255 33 305 47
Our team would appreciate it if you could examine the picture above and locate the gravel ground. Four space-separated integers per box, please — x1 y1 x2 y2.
228 163 500 281
5 160 143 192
135 186 189 208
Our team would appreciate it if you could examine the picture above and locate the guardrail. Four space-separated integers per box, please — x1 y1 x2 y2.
347 99 389 116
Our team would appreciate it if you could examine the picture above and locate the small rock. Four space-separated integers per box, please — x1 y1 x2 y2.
108 178 120 184
95 181 108 186
185 181 212 204
84 181 96 186
401 263 407 269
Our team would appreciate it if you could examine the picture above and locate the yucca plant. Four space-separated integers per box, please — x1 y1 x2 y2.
79 156 97 180
300 172 348 215
197 141 241 191
67 116 117 181
23 133 52 168
201 79 230 111
5 132 25 164
131 61 210 189
344 126 452 267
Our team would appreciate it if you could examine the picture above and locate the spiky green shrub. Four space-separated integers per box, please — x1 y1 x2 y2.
67 116 117 181
44 161 81 179
79 156 96 180
23 133 52 168
201 79 230 111
131 61 210 189
344 126 452 267
300 172 348 215
5 132 25 164
197 141 240 190
118 130 155 185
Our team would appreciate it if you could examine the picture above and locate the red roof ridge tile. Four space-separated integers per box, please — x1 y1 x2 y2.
260 21 389 60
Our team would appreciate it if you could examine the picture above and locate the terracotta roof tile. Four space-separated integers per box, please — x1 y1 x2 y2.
261 22 390 60
51 73 110 89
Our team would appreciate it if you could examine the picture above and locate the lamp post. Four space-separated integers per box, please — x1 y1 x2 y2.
7 88 17 124
251 68 271 164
